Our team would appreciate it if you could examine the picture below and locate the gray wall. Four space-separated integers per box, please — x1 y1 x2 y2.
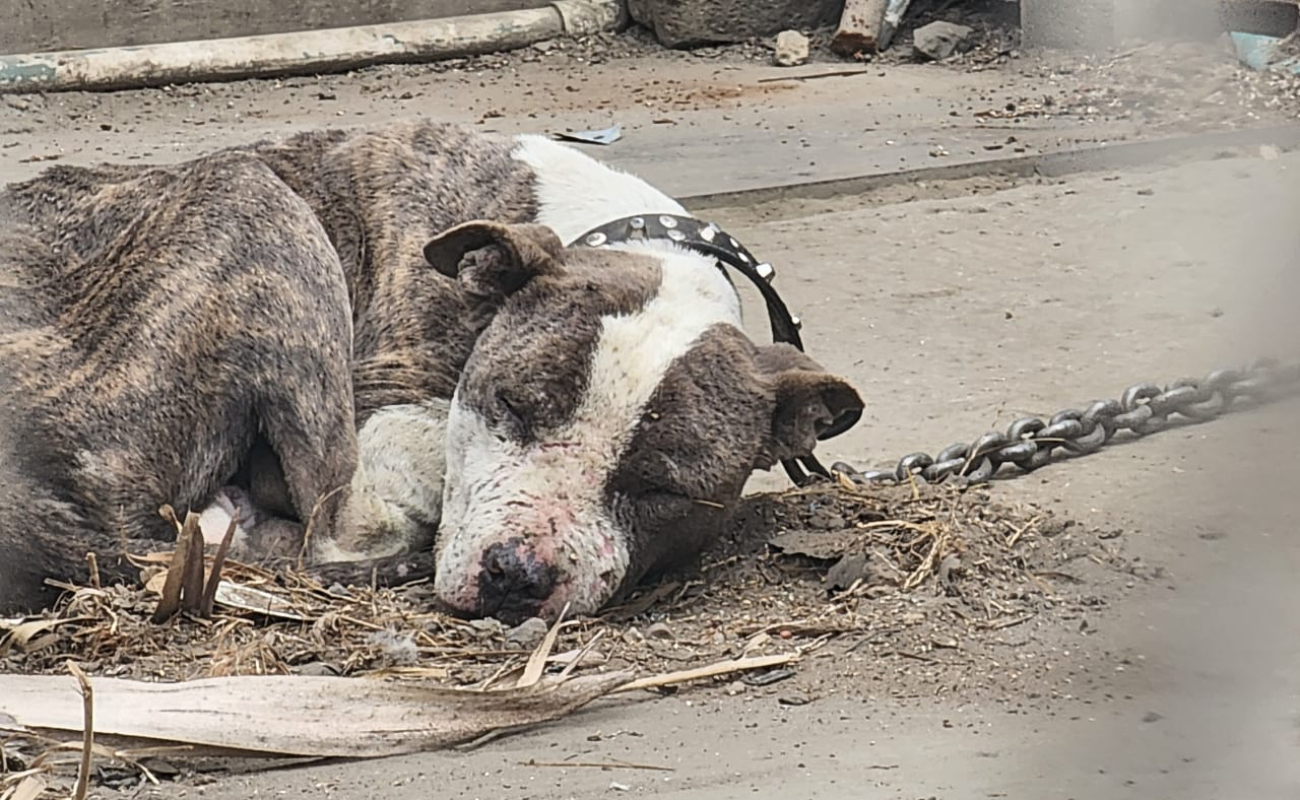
1 0 552 56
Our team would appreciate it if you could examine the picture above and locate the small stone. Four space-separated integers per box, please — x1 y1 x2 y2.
913 21 974 61
726 680 748 695
1260 144 1282 160
366 630 418 666
774 30 810 66
292 661 340 677
469 618 505 637
1142 711 1164 723
826 553 871 590
610 781 631 792
1137 188 1155 196
506 617 549 648
646 622 675 640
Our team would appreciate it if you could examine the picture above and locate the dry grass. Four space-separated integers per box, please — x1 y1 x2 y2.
1 480 1131 797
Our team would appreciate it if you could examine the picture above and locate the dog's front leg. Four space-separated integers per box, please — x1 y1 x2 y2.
316 398 452 564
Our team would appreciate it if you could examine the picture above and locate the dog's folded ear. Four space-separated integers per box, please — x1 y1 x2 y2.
754 343 864 462
423 221 565 300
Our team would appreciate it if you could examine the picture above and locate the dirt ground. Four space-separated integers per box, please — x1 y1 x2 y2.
2 28 1300 800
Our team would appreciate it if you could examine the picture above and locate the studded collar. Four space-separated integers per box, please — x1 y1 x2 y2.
572 213 855 486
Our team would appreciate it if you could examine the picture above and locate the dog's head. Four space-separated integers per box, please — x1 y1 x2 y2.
424 221 863 623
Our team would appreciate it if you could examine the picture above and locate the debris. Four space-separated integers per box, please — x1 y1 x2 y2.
773 30 810 67
826 553 873 590
1260 144 1282 160
1 670 631 759
553 124 622 145
616 654 796 693
913 21 974 61
66 662 93 800
1229 32 1300 75
365 630 419 667
741 668 795 687
757 68 872 83
1 481 1128 794
831 0 889 56
0 618 93 657
645 622 675 641
506 617 550 648
769 530 866 560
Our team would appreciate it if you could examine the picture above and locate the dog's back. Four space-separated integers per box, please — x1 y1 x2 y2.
0 149 365 610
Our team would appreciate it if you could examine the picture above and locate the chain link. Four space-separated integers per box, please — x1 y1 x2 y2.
830 358 1300 488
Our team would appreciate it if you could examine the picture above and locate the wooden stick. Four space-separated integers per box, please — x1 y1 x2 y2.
615 653 795 693
200 515 240 618
151 508 193 623
84 552 100 590
180 514 206 614
65 661 93 800
758 68 872 83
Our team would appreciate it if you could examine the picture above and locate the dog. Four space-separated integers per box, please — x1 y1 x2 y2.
0 120 863 623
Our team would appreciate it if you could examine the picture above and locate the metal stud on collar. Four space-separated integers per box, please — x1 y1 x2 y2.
571 213 842 486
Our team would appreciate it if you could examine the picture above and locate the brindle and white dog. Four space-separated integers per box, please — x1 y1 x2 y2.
0 121 863 623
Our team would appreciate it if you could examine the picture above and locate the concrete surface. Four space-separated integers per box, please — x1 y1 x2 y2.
0 0 550 56
2 48 1299 800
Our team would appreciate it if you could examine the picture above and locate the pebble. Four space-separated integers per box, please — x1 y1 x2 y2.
913 21 974 61
774 30 810 67
506 617 549 647
646 622 675 640
469 618 505 637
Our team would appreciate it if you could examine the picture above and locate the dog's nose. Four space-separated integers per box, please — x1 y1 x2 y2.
476 539 558 624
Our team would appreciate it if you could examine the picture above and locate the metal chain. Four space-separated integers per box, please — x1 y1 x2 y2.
830 357 1300 488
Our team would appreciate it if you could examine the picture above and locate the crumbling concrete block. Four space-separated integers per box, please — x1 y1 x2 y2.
913 20 973 59
1020 0 1224 50
628 0 842 48
774 30 810 65
831 0 889 55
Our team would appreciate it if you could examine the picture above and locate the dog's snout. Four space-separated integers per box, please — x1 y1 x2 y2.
476 539 558 624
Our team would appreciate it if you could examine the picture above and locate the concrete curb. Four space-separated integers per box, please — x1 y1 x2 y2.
680 124 1300 209
0 0 622 94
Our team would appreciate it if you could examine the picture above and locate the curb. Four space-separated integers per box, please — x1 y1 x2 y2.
679 124 1300 209
0 0 622 94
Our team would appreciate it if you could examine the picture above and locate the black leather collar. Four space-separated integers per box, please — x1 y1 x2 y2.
573 213 859 487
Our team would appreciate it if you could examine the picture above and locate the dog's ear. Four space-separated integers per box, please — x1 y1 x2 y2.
754 344 864 462
423 221 565 300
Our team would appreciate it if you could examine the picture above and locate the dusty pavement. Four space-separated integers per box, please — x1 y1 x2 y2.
2 36 1300 800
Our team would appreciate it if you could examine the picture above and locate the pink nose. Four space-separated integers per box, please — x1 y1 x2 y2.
471 537 558 624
